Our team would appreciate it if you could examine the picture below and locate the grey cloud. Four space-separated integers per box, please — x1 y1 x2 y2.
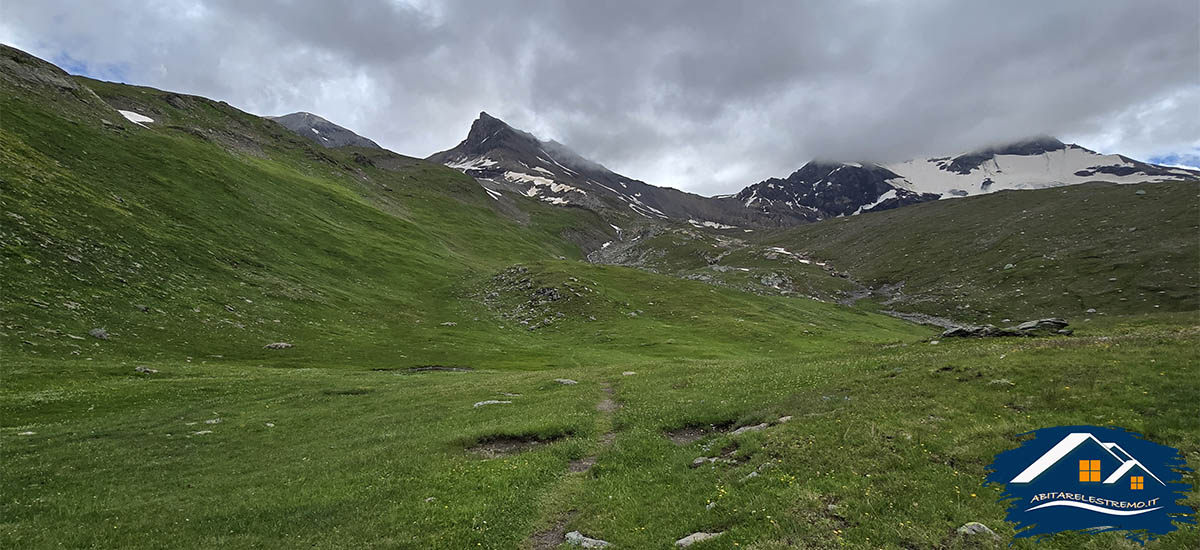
2 0 1196 195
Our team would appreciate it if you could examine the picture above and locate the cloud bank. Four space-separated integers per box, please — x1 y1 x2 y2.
4 0 1197 194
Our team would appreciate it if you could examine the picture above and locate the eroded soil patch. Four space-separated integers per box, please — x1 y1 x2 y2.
467 433 567 459
398 365 475 374
665 421 734 445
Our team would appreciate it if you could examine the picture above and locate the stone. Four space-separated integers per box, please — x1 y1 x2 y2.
473 400 512 408
676 532 723 547
1135 189 1146 195
988 379 1015 386
555 378 578 385
1014 318 1068 333
956 521 1000 541
439 321 457 327
88 328 109 340
565 531 611 548
134 365 158 374
263 342 292 349
1003 263 1015 270
424 497 436 503
731 423 769 436
777 415 793 423
622 371 636 376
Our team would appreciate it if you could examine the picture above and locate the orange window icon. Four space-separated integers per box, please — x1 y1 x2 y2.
1131 476 1144 490
1079 460 1101 482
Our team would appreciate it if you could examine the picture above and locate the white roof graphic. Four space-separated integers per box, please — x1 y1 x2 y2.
1010 432 1164 485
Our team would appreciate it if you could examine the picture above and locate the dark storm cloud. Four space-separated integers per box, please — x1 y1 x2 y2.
3 1 1197 194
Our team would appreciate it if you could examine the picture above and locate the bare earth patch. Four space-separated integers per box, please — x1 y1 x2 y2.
467 434 564 458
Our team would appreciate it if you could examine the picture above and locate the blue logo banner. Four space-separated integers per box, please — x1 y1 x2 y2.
985 425 1194 542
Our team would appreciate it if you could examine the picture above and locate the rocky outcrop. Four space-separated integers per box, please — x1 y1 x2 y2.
941 318 1071 338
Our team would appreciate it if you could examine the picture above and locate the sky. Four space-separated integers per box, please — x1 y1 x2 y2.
3 0 1198 195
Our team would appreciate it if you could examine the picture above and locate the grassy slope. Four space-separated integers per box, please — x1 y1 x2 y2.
760 183 1200 324
4 63 919 371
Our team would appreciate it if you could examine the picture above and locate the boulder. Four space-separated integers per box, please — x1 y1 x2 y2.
555 378 579 385
134 365 158 374
264 342 292 349
88 328 109 340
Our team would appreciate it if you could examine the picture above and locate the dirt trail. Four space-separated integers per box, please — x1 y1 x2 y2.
529 380 621 549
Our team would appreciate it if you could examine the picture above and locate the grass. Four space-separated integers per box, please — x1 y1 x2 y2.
760 182 1200 324
4 317 1196 548
2 45 1198 548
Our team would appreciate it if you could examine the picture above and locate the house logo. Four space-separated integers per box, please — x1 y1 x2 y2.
985 425 1194 542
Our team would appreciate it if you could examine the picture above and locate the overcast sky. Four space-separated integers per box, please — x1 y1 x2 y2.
4 1 1198 195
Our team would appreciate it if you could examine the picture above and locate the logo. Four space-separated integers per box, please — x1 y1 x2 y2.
986 425 1194 542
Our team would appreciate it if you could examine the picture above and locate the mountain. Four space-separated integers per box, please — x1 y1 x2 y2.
428 112 815 227
738 136 1200 219
268 111 381 149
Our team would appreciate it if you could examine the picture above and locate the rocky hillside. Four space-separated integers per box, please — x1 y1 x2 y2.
268 111 381 149
739 136 1198 219
428 112 815 228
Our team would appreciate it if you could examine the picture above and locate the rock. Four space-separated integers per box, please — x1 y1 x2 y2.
263 342 292 349
676 532 723 547
192 430 213 435
265 423 275 428
956 521 1000 540
742 470 760 481
1135 189 1146 195
944 318 1069 339
88 328 109 340
988 378 1015 386
1003 263 1014 270
424 497 436 503
705 501 717 510
1086 308 1097 313
731 423 769 436
440 321 457 327
777 415 793 423
134 365 158 374
18 431 35 436
134 304 149 312
1014 318 1068 334
204 418 221 424
473 400 512 408
565 531 611 548
555 378 578 385
1056 329 1073 335
622 371 636 376
929 340 940 345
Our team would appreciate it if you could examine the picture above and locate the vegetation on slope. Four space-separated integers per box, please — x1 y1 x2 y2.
760 182 1199 324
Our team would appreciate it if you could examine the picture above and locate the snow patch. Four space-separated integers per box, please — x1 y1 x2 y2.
118 110 153 126
853 189 897 215
446 156 498 171
687 219 738 230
